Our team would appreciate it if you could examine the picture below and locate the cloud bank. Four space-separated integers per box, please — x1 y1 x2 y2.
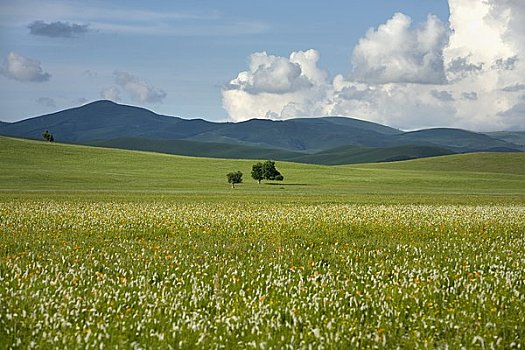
223 0 525 131
0 52 51 82
28 20 90 38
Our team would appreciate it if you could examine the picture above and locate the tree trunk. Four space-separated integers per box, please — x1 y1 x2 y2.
231 183 235 188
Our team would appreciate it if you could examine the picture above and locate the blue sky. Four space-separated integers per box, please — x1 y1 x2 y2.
1 0 524 131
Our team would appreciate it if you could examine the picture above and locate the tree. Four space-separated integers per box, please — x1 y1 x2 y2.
262 160 283 181
42 130 54 142
226 171 243 188
251 162 264 184
251 160 284 183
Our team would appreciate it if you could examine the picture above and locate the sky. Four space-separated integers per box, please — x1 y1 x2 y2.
0 0 524 131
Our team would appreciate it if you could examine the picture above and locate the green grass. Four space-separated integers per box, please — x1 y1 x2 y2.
360 152 525 175
290 144 453 165
86 137 455 165
1 136 524 203
1 202 524 349
1 136 524 348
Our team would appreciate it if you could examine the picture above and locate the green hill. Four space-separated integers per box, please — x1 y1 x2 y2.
87 137 305 161
0 100 401 151
396 128 520 152
2 100 522 157
360 152 525 175
0 100 219 142
86 137 455 165
1 137 523 203
293 144 454 165
200 117 401 151
304 116 401 135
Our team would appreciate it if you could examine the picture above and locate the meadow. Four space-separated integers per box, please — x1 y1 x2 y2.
1 137 524 348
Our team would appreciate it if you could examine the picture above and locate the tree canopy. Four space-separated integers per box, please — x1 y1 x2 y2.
251 162 264 184
42 130 54 142
226 171 243 188
252 160 284 183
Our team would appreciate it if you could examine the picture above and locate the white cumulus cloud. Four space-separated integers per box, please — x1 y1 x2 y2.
1 52 51 82
113 71 166 103
352 13 448 84
222 0 525 131
328 77 458 129
239 55 308 94
223 49 329 121
442 0 525 130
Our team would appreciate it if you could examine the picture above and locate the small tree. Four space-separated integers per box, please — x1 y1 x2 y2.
251 162 264 184
226 171 243 188
42 130 54 142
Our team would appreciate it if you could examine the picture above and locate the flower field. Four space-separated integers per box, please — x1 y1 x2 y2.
1 201 524 349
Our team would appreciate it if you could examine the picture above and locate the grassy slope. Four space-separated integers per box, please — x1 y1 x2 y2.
396 128 521 152
360 152 525 175
1 136 524 203
86 138 455 165
292 145 454 165
86 137 307 161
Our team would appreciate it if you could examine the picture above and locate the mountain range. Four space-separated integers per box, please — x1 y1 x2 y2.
1 100 523 165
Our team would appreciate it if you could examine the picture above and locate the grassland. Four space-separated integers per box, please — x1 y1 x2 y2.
1 136 524 348
1 136 524 203
86 137 455 165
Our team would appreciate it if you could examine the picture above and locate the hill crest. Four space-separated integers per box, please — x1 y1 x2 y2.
0 100 522 164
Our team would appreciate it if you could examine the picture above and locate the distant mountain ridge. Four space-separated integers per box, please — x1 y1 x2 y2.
0 100 522 165
485 131 525 149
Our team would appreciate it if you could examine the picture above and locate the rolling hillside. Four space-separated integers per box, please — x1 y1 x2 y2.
0 100 219 142
189 117 402 151
396 128 521 152
291 144 454 165
0 100 402 151
88 137 305 161
1 136 523 201
87 137 456 165
1 101 522 165
361 152 525 175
